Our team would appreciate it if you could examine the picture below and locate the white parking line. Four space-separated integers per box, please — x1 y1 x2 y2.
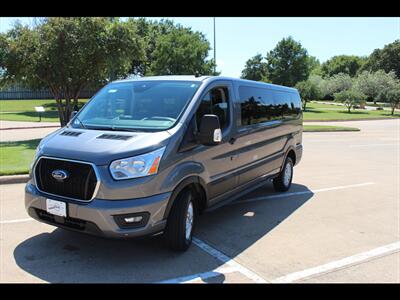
158 266 237 283
192 237 268 283
0 218 33 224
230 182 375 205
305 139 350 143
158 237 269 284
271 241 400 283
349 143 399 148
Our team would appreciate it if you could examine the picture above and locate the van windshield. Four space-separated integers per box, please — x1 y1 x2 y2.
71 80 201 131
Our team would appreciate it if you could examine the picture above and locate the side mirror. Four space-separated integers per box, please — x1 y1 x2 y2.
197 114 222 146
70 111 78 119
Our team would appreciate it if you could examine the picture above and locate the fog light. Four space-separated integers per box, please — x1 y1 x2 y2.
124 216 143 223
114 212 150 229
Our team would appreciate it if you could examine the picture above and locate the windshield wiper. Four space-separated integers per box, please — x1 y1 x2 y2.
109 127 140 132
71 115 87 129
84 125 142 132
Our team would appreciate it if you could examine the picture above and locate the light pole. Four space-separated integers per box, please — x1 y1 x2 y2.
213 17 216 75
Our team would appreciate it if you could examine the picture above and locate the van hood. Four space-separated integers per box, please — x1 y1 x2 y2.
39 127 172 165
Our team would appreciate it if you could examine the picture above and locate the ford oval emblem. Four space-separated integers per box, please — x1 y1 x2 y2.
51 169 69 181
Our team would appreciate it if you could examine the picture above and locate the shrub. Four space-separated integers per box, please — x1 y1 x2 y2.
322 73 353 98
334 89 366 113
353 70 397 103
378 85 400 115
295 78 322 110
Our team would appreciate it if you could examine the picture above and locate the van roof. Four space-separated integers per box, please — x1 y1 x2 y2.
113 75 210 83
112 75 298 92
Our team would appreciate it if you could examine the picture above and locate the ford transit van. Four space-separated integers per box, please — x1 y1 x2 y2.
25 76 303 251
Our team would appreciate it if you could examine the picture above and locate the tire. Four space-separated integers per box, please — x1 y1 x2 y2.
164 189 197 251
273 157 293 192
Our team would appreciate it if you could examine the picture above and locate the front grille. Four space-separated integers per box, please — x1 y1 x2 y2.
34 157 98 201
32 208 102 235
35 208 86 230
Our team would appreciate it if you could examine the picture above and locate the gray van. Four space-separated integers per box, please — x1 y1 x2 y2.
25 76 303 251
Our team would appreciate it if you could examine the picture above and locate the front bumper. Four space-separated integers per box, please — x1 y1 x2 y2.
25 182 171 238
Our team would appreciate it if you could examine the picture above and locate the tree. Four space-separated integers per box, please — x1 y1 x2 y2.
378 85 400 115
320 55 366 77
240 54 268 81
353 70 397 104
295 77 322 110
105 20 144 82
265 36 312 87
361 40 400 78
308 74 329 98
0 34 8 87
128 18 176 76
308 56 321 75
146 24 216 76
128 18 217 76
334 89 366 113
322 73 353 98
0 17 144 126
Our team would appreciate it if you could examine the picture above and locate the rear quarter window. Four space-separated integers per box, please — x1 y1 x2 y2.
238 85 275 126
238 85 301 126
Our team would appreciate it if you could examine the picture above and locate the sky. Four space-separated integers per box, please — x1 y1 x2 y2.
1 17 399 78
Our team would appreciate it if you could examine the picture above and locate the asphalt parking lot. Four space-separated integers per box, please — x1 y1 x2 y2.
0 119 399 283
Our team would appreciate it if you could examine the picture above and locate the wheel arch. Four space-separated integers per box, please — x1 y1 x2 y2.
281 145 297 171
285 148 297 165
163 175 208 220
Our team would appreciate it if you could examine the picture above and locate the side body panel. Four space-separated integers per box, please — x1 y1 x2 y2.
177 80 240 200
232 81 302 186
164 78 303 210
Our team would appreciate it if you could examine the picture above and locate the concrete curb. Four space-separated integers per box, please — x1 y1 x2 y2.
0 174 30 184
304 129 360 133
304 118 400 122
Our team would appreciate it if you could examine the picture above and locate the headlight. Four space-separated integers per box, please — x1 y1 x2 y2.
109 147 166 180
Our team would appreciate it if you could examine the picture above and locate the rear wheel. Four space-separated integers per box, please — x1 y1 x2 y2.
273 157 293 192
164 189 197 251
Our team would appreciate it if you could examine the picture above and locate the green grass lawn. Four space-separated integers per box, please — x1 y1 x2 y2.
303 102 400 121
303 125 360 132
0 139 40 175
0 99 88 122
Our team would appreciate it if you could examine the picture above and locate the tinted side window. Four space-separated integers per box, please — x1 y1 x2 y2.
273 91 293 120
291 93 302 117
272 91 303 120
238 86 275 126
196 87 230 130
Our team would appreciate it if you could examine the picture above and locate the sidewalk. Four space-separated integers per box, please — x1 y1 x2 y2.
0 120 60 142
315 101 399 112
0 120 60 130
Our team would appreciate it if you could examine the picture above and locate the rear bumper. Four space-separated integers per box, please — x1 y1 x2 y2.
25 182 170 239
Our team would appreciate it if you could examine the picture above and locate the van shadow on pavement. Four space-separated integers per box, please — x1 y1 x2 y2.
195 182 314 261
13 182 313 283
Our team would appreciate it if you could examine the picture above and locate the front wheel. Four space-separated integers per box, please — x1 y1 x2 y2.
164 190 197 251
273 157 293 192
